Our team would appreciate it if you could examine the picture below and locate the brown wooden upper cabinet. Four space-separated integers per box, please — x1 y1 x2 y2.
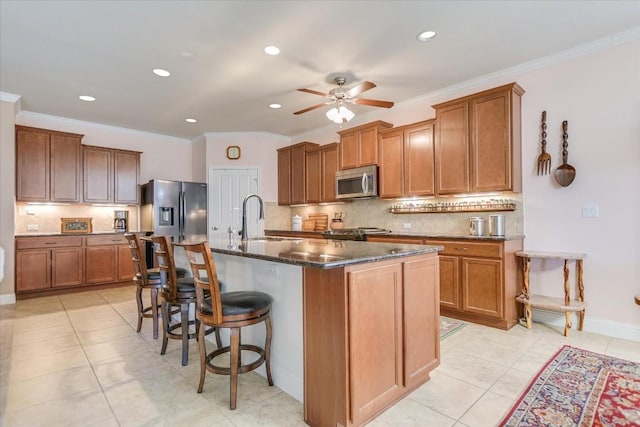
16 126 82 202
305 143 339 204
277 142 319 205
433 83 524 195
379 120 435 198
83 145 141 204
337 120 393 170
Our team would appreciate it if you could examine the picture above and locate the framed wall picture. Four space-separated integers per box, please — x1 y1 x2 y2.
61 218 93 234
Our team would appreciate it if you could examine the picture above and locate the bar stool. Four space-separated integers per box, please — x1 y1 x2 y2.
125 233 186 339
151 236 218 366
178 241 273 410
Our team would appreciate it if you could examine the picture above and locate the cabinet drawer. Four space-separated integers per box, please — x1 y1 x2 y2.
16 236 83 250
424 240 502 258
85 235 128 246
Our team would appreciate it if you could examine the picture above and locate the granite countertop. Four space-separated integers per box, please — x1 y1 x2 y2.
265 229 524 241
14 231 144 237
199 236 443 269
384 231 524 241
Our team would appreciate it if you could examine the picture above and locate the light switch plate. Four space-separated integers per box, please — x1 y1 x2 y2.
27 224 39 231
403 223 412 229
582 204 599 218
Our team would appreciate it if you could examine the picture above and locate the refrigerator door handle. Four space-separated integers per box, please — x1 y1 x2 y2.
179 191 185 239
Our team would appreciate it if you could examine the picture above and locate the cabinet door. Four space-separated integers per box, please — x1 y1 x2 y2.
470 90 512 192
379 130 404 198
50 134 81 202
321 144 338 202
339 132 358 170
290 145 307 204
15 250 51 291
85 246 117 284
405 122 435 196
114 150 140 204
16 129 50 201
358 126 379 166
348 263 402 424
435 102 470 194
277 149 291 205
117 245 135 281
403 256 440 388
83 146 113 203
51 248 84 288
438 255 460 310
462 258 503 318
305 149 321 203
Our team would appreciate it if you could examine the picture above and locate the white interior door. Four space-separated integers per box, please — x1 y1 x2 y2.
208 167 260 240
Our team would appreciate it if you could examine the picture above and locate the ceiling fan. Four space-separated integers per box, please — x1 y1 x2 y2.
293 77 394 120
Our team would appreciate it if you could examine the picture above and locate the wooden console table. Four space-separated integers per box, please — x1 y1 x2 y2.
515 250 586 336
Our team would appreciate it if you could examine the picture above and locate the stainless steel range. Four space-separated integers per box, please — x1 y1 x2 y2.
321 227 390 241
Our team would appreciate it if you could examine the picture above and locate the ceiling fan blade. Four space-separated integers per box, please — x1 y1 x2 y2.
353 98 394 108
297 88 329 97
293 102 331 115
345 81 376 98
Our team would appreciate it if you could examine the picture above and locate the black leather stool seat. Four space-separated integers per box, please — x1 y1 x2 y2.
202 291 272 317
162 277 196 293
136 267 187 282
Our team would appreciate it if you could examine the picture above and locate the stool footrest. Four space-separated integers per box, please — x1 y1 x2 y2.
205 344 266 376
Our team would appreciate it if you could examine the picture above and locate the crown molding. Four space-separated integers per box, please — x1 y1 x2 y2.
15 110 192 144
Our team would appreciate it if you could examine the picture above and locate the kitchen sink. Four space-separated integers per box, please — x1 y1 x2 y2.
247 236 303 242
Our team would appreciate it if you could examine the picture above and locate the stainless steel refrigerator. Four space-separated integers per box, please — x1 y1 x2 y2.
140 179 207 240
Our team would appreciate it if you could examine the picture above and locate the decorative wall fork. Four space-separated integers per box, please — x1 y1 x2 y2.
537 111 551 175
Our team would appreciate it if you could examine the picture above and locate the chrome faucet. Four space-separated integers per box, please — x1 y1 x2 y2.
241 194 265 241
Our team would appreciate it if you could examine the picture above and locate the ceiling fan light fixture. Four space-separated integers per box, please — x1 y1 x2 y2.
326 105 355 124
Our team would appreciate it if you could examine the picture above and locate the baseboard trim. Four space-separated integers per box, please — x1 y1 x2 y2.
531 308 640 342
0 293 16 305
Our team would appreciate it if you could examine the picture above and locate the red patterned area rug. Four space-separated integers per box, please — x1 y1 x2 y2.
440 316 466 339
500 345 640 426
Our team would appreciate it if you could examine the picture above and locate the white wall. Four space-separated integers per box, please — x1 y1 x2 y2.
0 97 18 303
203 132 290 203
293 38 640 336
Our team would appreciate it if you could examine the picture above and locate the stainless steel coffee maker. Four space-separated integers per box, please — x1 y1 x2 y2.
113 210 128 233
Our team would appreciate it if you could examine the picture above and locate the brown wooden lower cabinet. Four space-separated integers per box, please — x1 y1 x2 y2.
15 234 134 297
367 235 523 330
303 253 440 426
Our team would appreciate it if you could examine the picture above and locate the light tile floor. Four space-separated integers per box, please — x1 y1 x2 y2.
1 286 639 426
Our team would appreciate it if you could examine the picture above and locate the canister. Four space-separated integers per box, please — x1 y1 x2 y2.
489 214 505 236
292 215 303 231
469 217 484 236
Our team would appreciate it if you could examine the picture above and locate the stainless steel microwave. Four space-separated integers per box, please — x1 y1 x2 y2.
335 165 378 199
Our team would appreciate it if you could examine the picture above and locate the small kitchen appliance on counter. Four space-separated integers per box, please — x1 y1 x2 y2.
114 210 128 233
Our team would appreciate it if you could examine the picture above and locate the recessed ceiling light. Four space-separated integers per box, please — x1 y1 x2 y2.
417 30 437 41
264 45 280 56
78 95 95 102
185 118 197 123
269 103 282 109
153 68 171 77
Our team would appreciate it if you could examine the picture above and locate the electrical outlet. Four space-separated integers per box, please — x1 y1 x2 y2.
403 223 412 229
27 224 39 231
582 204 599 218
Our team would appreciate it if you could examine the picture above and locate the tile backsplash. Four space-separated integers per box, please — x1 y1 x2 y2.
15 203 139 234
266 193 524 236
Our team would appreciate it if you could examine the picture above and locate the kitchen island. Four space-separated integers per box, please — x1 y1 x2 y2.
203 236 442 427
